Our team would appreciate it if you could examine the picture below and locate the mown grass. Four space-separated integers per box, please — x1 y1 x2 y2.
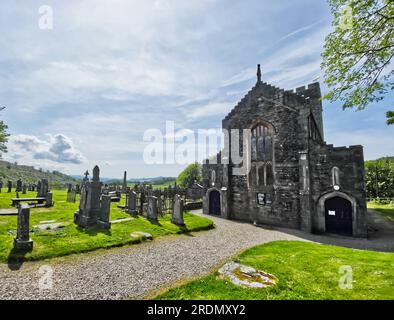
156 241 394 300
368 202 394 222
0 190 213 262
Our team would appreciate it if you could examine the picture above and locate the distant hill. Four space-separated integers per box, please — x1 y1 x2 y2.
70 175 176 185
376 156 394 161
0 160 79 189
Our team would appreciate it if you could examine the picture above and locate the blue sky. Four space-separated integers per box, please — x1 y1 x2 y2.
0 0 393 178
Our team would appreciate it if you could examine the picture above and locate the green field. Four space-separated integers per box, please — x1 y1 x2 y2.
0 190 213 263
156 241 394 300
368 202 394 222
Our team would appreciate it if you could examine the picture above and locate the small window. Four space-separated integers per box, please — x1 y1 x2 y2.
211 170 216 185
332 167 340 186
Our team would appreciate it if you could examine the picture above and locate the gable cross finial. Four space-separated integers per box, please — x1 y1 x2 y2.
257 64 262 83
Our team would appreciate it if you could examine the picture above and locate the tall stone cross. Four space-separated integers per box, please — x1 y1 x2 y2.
83 170 90 181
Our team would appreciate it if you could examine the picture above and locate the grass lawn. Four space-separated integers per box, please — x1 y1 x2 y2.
156 241 394 300
0 190 213 263
368 202 394 222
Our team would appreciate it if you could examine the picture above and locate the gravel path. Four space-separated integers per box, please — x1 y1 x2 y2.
0 210 392 300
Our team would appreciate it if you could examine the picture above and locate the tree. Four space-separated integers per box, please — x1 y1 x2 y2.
176 162 202 188
365 158 394 198
0 107 9 157
322 0 394 124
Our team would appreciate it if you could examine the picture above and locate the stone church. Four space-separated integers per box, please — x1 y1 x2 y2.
202 65 367 237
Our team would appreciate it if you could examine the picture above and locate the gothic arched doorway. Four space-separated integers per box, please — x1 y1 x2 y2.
325 196 353 236
209 190 221 215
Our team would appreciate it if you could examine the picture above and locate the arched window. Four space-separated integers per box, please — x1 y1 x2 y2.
251 123 274 186
332 167 340 187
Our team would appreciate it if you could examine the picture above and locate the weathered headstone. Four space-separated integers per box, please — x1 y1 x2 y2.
74 166 102 228
45 192 53 207
122 171 127 193
36 180 41 193
67 183 72 193
0 179 3 193
157 197 164 217
16 179 23 192
14 204 33 251
7 180 12 193
126 191 137 215
97 195 111 230
37 179 49 198
67 190 76 203
75 184 81 194
172 194 185 226
22 184 27 194
147 196 158 223
142 203 148 217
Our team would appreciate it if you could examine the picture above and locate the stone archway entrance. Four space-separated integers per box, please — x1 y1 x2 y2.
324 196 353 236
209 190 221 215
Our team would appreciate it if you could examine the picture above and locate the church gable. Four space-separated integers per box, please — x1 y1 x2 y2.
222 65 313 131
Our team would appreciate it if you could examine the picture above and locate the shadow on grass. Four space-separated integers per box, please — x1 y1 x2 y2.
76 227 112 237
7 247 31 271
149 219 162 227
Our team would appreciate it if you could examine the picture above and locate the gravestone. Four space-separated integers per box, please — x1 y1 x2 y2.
157 197 163 217
122 171 127 193
0 179 2 193
22 184 27 194
67 184 72 193
7 180 12 193
74 166 103 228
75 184 81 194
172 194 185 226
37 180 41 194
45 192 53 207
140 192 146 214
67 190 76 203
97 195 111 230
142 203 148 217
16 179 22 192
126 191 137 215
147 196 158 223
37 179 49 198
14 204 33 251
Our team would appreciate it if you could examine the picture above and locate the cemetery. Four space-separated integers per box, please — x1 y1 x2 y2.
0 167 213 263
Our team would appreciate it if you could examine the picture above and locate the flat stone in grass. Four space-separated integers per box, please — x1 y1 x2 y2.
33 222 68 231
111 217 134 224
39 220 57 224
218 261 277 289
130 231 153 241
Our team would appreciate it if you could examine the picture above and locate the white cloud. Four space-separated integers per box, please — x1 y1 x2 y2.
8 134 86 165
221 23 330 90
187 102 234 120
